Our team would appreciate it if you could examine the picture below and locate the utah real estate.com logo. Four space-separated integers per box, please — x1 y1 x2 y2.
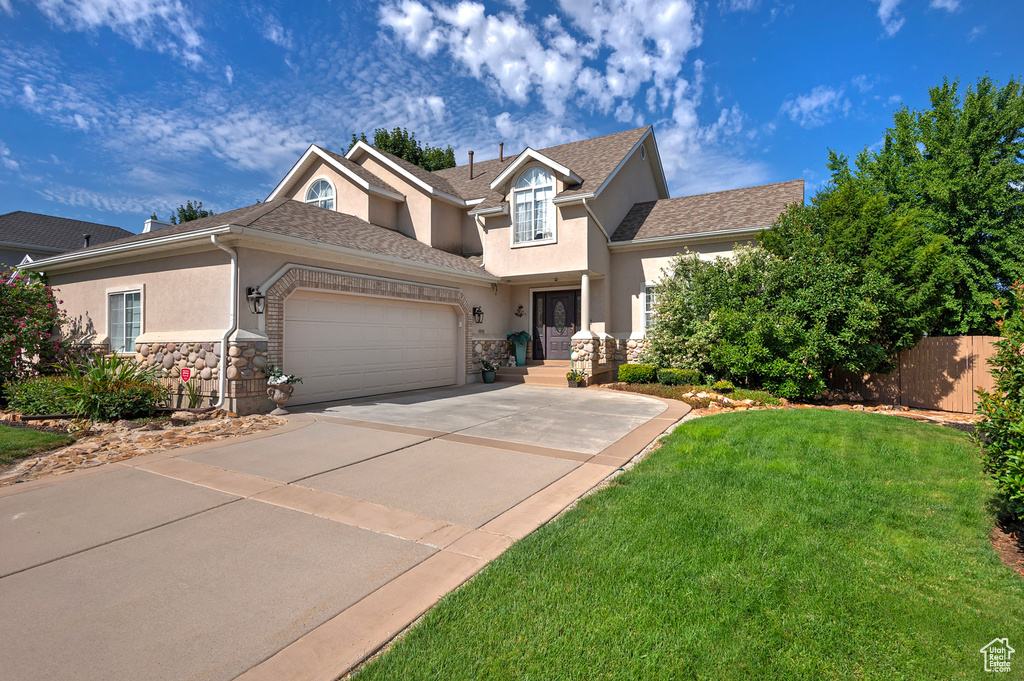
981 638 1015 673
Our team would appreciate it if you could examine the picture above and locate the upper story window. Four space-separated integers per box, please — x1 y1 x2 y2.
109 290 141 354
305 179 335 210
513 167 555 245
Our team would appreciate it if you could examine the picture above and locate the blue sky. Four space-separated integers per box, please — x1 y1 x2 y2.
0 0 1019 233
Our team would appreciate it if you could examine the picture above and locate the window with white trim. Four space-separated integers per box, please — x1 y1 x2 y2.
512 167 555 244
109 290 141 354
305 179 335 210
644 285 657 329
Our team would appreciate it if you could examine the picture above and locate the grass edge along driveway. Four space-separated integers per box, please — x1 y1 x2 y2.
355 409 1024 680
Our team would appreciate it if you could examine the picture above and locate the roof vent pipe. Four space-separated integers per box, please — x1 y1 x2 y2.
499 142 504 162
83 234 91 248
468 151 474 180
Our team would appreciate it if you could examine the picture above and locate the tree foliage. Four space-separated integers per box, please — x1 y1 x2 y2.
152 201 214 225
829 76 1024 335
347 127 456 171
0 269 66 393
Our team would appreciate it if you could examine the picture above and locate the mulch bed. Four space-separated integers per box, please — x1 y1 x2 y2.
991 519 1024 578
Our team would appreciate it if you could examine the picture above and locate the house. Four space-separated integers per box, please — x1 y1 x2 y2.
0 211 132 268
24 127 802 414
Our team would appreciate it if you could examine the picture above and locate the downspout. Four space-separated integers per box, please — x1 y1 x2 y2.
210 235 238 409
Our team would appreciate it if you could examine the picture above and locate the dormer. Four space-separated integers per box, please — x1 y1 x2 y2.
266 144 406 230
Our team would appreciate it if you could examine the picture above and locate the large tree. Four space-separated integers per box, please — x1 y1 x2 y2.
152 201 215 225
347 127 456 171
831 76 1024 335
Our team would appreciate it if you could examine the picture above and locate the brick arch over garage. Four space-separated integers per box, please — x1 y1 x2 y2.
263 266 473 383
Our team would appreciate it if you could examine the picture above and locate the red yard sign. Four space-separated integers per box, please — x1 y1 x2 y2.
180 367 191 383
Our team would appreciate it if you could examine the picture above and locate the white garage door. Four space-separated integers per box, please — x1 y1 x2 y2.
284 290 458 406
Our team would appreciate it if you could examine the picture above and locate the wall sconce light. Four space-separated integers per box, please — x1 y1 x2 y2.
472 306 484 324
246 286 266 315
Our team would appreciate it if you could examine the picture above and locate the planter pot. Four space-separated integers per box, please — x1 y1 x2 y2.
513 341 527 366
267 383 295 415
482 369 496 384
567 378 583 388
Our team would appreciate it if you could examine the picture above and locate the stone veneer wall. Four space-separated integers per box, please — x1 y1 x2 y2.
571 337 651 384
264 267 474 383
472 339 512 370
135 340 223 406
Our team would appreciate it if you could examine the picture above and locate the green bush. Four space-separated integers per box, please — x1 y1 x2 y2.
9 354 170 421
712 379 735 394
0 269 66 393
618 364 657 384
6 375 78 415
974 282 1024 520
657 368 700 386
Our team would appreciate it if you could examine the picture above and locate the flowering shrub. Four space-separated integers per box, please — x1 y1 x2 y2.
0 269 66 393
267 364 303 385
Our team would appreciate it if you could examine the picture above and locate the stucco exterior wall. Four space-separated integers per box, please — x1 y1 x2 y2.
356 156 433 243
480 204 589 277
430 201 464 254
367 194 398 230
608 238 756 335
461 212 483 256
286 162 370 223
591 139 661 233
50 250 231 346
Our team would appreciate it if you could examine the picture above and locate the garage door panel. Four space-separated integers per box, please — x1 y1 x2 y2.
285 291 458 406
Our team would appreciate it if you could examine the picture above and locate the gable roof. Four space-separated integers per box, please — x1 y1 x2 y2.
42 199 491 278
0 211 132 252
610 180 805 243
266 145 404 203
345 140 466 203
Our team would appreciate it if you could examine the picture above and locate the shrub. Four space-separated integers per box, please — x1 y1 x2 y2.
6 375 78 415
712 379 735 394
974 282 1024 520
618 364 657 384
61 354 169 421
0 269 66 394
657 368 700 386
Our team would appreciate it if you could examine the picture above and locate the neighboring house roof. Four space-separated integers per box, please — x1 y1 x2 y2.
0 211 132 252
433 126 658 204
59 199 491 277
610 180 805 242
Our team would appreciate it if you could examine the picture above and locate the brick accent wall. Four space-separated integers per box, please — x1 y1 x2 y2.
264 267 474 381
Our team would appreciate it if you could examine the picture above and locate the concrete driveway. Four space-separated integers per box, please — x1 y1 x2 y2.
0 384 687 681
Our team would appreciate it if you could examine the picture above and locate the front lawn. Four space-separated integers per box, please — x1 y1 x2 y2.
0 424 74 466
356 410 1023 680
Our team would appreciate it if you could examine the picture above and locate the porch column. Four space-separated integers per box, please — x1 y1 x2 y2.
580 272 591 335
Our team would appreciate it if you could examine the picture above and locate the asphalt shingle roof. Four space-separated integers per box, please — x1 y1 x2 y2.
0 211 132 251
610 180 805 242
76 199 493 277
430 126 651 202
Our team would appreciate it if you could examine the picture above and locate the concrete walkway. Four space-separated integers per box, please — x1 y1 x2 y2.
0 384 688 681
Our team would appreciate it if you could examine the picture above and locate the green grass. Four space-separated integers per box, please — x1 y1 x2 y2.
356 410 1024 680
0 424 74 466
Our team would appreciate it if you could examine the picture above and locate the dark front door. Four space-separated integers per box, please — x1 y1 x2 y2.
534 290 578 360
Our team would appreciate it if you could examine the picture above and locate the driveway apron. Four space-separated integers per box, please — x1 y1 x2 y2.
0 383 685 681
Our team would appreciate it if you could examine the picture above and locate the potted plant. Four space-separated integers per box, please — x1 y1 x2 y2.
481 358 499 384
566 368 585 387
507 330 531 367
266 365 303 415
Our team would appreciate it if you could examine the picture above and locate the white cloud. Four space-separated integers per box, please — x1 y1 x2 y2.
0 0 12 14
872 0 904 36
261 13 293 49
0 140 20 171
225 65 233 85
31 0 203 64
929 0 959 10
886 93 902 105
967 25 984 41
722 0 758 10
379 0 702 118
780 86 851 128
852 74 874 93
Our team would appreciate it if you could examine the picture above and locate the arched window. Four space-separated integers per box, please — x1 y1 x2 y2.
305 179 335 210
512 167 555 244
